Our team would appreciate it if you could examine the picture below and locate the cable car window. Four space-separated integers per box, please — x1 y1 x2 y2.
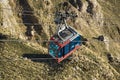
64 44 69 54
49 42 59 57
58 44 69 58
70 42 75 51
58 48 63 58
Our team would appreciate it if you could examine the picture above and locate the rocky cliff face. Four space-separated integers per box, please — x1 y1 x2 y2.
0 0 120 80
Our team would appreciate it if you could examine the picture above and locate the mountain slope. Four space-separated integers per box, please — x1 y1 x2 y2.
0 0 120 80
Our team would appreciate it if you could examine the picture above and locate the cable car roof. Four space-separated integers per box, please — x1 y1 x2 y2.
51 26 78 43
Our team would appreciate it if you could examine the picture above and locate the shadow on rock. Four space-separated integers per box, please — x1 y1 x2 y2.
18 0 46 38
69 0 83 11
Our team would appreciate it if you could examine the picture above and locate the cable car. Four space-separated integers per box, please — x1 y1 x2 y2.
48 20 81 63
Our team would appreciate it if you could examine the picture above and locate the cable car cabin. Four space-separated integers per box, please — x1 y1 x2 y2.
49 25 81 63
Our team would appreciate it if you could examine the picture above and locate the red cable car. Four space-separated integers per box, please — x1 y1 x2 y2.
48 20 81 63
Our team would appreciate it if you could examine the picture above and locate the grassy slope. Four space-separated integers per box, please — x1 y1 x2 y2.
0 0 120 80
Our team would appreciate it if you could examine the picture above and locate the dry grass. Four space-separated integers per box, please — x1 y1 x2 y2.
0 0 120 80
